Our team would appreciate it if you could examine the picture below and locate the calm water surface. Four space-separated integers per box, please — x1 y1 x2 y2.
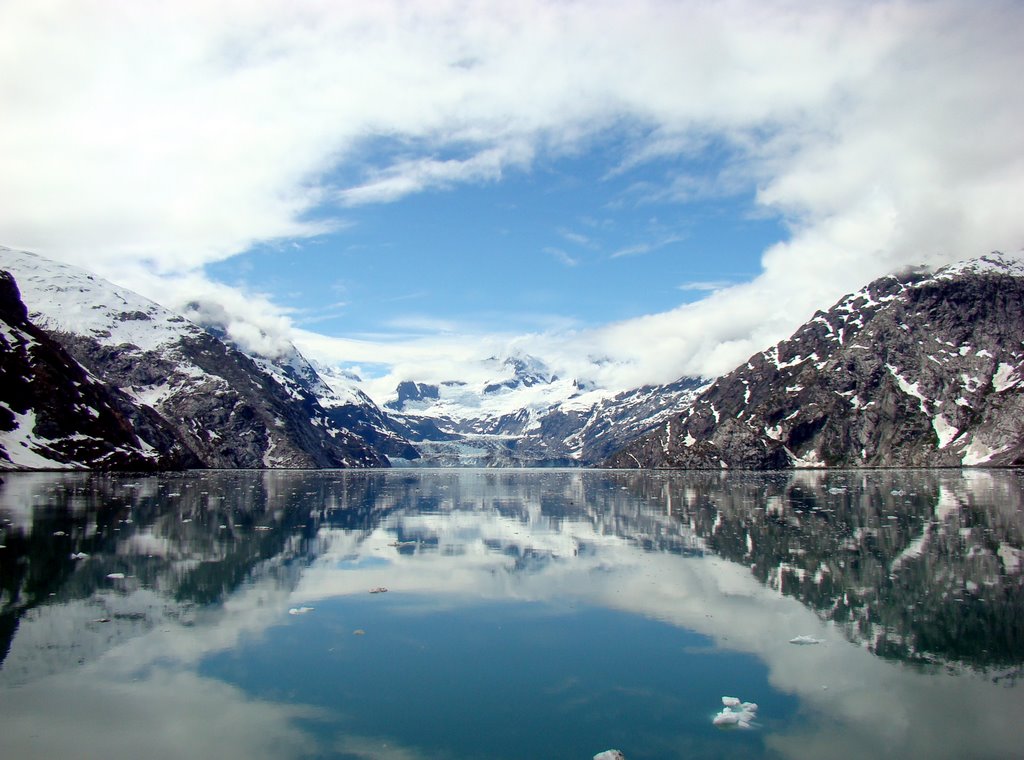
0 468 1022 759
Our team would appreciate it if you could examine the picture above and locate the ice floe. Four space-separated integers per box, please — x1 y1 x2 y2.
789 635 823 645
713 696 758 729
288 606 314 615
593 751 626 760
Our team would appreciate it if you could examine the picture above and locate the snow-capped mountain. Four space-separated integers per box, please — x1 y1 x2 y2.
380 353 709 466
0 270 188 470
606 253 1024 469
0 247 396 469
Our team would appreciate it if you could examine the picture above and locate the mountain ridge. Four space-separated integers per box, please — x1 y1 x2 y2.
605 253 1024 469
0 248 394 469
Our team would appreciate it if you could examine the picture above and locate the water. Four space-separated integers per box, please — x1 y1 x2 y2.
0 468 1022 759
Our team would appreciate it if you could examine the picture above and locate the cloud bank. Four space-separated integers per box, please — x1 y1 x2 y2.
2 0 1023 388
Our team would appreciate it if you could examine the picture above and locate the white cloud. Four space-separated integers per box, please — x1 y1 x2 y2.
337 145 533 206
543 246 580 267
677 280 732 292
2 0 1023 388
609 235 685 259
556 228 595 248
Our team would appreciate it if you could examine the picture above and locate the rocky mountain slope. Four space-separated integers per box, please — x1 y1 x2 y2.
1 248 394 470
606 254 1024 469
0 271 191 470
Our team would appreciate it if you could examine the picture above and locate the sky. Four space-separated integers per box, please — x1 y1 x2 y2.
2 0 1023 400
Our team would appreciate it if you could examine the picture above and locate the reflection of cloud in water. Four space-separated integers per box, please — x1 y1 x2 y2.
0 669 319 760
2 468 1023 759
289 481 1024 760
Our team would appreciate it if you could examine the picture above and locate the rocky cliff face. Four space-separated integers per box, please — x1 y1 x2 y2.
1 248 392 469
606 254 1024 469
0 271 190 470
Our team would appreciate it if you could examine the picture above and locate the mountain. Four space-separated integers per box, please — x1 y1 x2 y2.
0 270 191 470
606 253 1024 469
379 353 709 466
0 247 394 470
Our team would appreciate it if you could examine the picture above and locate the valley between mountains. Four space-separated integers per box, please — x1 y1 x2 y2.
2 247 1023 471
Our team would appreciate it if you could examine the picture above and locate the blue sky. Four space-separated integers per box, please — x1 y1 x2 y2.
2 0 1023 394
208 145 781 340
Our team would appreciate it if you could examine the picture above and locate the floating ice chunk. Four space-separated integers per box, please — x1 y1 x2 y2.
106 572 125 579
713 712 740 726
70 552 89 560
288 606 314 615
369 586 389 594
594 751 626 760
713 696 758 729
789 635 823 645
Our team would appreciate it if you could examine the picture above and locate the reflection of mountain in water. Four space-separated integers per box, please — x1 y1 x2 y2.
613 469 1024 673
0 471 389 680
1 469 1022 681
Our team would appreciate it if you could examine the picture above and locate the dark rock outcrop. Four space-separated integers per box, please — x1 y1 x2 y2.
606 254 1024 469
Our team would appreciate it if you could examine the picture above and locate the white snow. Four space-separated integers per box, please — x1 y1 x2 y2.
3 248 204 353
886 364 929 414
0 409 78 470
932 415 959 449
936 252 1024 279
961 437 1012 466
992 362 1019 392
786 448 825 468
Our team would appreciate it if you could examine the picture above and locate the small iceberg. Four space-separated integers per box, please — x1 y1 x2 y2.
106 572 126 580
713 696 758 729
593 751 626 760
288 606 314 615
369 587 388 594
70 552 89 560
789 635 823 645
